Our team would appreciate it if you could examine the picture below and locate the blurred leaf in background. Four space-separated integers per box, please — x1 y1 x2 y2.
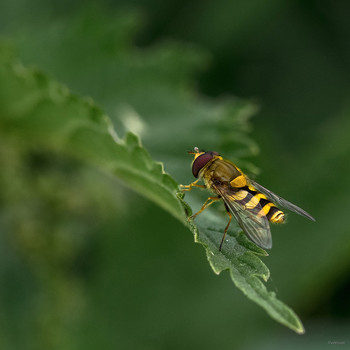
0 2 264 349
1 0 350 349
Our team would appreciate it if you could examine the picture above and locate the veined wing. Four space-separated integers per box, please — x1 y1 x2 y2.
249 179 315 222
213 184 272 249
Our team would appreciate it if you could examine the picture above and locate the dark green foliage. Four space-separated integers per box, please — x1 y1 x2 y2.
0 37 303 334
1 1 350 349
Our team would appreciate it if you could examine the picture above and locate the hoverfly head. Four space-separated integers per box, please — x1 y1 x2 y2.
190 147 219 178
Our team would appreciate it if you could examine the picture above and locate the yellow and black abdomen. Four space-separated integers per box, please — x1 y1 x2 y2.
203 157 285 223
258 197 285 223
237 185 285 224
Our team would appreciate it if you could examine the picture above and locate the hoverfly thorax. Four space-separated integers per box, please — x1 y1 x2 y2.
190 148 220 178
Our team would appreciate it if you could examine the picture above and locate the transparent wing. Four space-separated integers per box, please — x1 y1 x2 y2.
249 179 315 221
213 184 272 249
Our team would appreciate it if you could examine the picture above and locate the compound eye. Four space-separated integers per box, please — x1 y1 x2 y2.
192 152 217 178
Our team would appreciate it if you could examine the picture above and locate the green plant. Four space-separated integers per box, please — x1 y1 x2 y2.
0 36 303 333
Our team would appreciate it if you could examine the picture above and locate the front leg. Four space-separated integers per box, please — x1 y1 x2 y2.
180 179 206 192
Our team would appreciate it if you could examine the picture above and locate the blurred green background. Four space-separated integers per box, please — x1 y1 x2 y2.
1 0 350 349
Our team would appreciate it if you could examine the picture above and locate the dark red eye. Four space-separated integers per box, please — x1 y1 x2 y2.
192 151 219 178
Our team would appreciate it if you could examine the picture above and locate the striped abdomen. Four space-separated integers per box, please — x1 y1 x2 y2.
204 157 285 223
235 185 285 223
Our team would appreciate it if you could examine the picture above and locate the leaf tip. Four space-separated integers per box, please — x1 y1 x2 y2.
295 322 305 335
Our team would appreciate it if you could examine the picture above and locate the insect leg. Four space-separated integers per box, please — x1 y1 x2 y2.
189 196 220 220
219 210 233 251
180 179 206 192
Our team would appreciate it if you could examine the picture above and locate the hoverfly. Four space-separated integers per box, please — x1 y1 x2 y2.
181 147 315 251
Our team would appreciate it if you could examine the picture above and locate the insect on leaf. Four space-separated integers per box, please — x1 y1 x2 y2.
0 43 303 334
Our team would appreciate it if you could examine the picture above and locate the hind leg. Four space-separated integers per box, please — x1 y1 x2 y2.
219 210 233 251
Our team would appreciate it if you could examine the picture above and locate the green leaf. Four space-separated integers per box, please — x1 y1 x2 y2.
0 49 186 223
0 34 303 334
191 213 304 334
